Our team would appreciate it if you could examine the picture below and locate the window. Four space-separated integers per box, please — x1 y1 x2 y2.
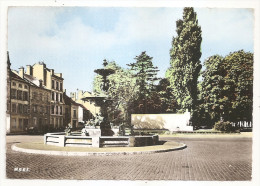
39 106 43 113
18 104 23 113
51 117 54 125
56 118 59 127
24 85 28 89
7 102 10 112
17 90 22 100
11 103 16 113
51 105 54 114
12 82 16 86
33 117 37 126
12 119 16 129
56 93 58 102
23 91 28 101
52 80 55 89
33 92 37 99
73 109 76 118
18 84 22 88
60 94 62 102
52 92 55 101
60 118 63 126
11 89 17 99
23 119 28 130
23 105 28 113
60 106 63 115
19 119 23 129
56 82 59 90
56 106 59 115
46 106 49 114
60 82 63 91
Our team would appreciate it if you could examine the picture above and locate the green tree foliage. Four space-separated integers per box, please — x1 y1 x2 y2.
127 51 160 114
200 55 225 127
199 50 253 127
166 7 202 116
221 50 253 123
156 78 177 113
93 61 139 126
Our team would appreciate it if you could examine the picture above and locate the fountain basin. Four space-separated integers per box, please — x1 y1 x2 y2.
44 132 159 148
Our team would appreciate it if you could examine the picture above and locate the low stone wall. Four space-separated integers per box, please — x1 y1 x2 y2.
44 133 159 148
131 112 193 132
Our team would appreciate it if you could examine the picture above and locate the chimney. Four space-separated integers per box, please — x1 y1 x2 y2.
19 67 24 79
7 51 11 69
78 90 83 100
39 80 43 87
55 73 62 78
26 65 33 75
51 69 54 75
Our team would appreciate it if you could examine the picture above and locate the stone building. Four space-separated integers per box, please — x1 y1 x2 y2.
23 74 51 132
70 90 100 116
9 69 30 133
25 62 65 129
64 93 92 129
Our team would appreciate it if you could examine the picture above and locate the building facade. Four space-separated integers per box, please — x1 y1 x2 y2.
26 62 65 130
9 70 30 133
64 93 91 129
70 90 99 117
24 73 51 132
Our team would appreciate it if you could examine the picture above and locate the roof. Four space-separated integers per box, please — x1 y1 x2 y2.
10 71 30 85
11 70 50 92
63 92 89 110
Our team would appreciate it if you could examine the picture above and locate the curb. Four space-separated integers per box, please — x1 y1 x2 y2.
11 143 187 156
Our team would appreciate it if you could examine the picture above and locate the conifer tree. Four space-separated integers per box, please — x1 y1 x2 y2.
166 7 202 117
127 51 160 113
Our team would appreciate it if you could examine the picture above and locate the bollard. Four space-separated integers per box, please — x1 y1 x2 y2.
92 137 100 148
152 135 159 145
128 136 135 147
44 134 47 145
58 135 65 147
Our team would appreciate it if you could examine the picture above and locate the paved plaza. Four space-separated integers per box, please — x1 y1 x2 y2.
6 135 252 180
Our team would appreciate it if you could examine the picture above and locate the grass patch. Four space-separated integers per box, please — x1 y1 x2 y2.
15 141 182 152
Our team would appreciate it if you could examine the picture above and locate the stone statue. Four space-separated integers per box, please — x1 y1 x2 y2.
64 123 72 136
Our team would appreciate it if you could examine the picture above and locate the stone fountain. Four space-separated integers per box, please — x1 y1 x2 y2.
81 59 115 136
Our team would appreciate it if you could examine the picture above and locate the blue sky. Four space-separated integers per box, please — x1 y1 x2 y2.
8 7 254 94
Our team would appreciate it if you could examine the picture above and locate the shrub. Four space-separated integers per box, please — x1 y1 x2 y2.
214 121 236 132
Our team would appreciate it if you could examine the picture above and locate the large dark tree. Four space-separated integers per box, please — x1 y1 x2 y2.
221 50 253 124
127 51 160 114
199 55 225 127
198 50 253 128
166 7 202 121
156 78 177 113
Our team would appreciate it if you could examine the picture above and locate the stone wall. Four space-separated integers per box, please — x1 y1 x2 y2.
131 112 193 132
44 133 159 148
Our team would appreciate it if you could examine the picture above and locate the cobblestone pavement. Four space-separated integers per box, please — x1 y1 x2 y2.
5 135 252 180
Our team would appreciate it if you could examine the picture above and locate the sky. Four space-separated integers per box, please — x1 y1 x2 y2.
7 7 254 94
